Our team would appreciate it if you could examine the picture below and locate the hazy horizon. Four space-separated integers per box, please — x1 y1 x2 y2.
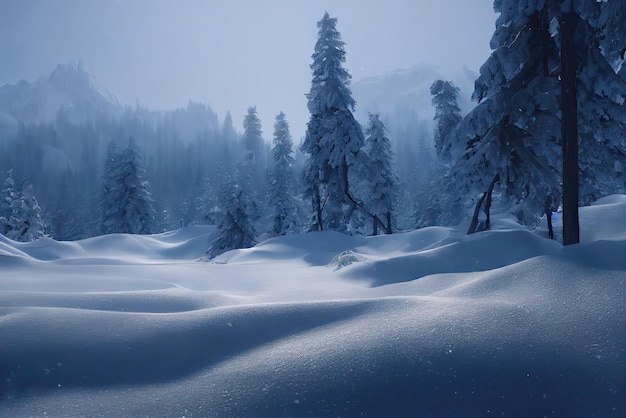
0 0 497 136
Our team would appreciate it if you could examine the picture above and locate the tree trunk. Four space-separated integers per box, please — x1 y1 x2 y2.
546 207 554 240
468 174 499 235
340 157 391 234
544 194 555 240
467 192 487 235
560 2 580 245
385 212 392 234
372 216 378 236
315 188 323 231
484 174 500 230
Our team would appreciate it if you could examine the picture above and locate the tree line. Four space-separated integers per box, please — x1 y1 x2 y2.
1 1 624 254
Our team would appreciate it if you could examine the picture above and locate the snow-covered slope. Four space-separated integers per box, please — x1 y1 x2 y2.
0 198 624 417
0 61 121 131
351 63 478 123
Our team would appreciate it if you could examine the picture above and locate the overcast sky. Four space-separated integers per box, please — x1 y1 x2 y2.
0 0 497 137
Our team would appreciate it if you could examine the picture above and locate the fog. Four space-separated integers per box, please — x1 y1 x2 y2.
0 0 496 137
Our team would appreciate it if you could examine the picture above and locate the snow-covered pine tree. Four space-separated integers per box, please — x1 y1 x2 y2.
452 0 626 234
569 2 626 205
99 138 155 235
430 80 462 165
0 169 16 235
99 141 123 234
117 138 156 234
451 0 563 229
267 112 299 235
219 111 240 174
301 12 367 232
363 114 398 235
207 174 259 258
6 183 46 242
241 107 266 195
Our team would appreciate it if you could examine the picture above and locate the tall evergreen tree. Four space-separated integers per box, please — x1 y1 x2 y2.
569 2 626 206
0 169 16 236
363 114 398 235
430 80 462 165
6 183 46 242
452 0 563 228
267 112 299 235
207 174 259 258
452 0 626 233
559 0 626 243
241 107 266 195
301 12 366 232
219 111 239 173
98 138 155 235
560 1 579 245
99 141 122 234
117 138 156 234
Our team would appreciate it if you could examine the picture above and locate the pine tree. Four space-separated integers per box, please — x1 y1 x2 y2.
117 138 156 234
220 111 239 173
267 112 299 235
6 184 46 242
570 3 626 206
99 141 123 234
430 80 462 165
301 12 367 232
99 138 156 235
207 175 259 258
0 169 16 236
363 114 398 235
451 0 626 233
559 0 626 244
452 0 563 228
241 107 266 195
560 1 579 245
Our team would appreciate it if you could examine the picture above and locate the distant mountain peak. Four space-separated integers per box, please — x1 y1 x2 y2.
0 61 121 128
351 63 479 124
47 61 120 107
48 61 91 91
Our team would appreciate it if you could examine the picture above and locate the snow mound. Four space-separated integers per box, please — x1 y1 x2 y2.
329 250 367 270
344 228 561 286
0 197 624 417
1 225 217 263
580 196 626 242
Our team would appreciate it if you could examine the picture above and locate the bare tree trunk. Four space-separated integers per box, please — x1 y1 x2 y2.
315 188 323 231
561 1 580 245
468 174 499 235
372 216 378 235
546 208 554 240
340 158 391 234
467 192 487 235
544 194 555 240
484 174 500 230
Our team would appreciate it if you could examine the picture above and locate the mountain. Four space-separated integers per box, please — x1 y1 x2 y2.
351 63 478 125
0 61 122 132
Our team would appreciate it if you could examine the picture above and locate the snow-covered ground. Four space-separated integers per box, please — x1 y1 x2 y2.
1 197 625 417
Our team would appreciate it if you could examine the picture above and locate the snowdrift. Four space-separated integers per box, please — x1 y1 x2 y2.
0 199 624 417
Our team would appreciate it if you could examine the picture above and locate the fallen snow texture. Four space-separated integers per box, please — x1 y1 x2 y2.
1 199 625 417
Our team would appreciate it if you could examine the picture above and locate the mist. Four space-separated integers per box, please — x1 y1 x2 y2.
0 0 496 136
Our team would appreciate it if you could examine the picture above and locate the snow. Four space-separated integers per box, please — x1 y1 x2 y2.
0 62 120 126
1 198 625 416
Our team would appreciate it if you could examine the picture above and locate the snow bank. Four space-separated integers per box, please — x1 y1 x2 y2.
0 198 624 417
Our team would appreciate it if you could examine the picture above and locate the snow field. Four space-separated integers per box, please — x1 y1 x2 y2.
0 197 624 416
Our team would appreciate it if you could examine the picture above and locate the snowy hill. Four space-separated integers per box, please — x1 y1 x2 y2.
0 61 121 132
351 63 478 124
0 198 624 416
